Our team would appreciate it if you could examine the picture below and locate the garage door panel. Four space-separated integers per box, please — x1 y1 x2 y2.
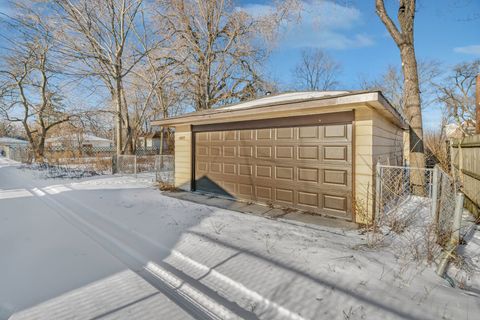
256 186 273 201
223 146 236 157
323 194 347 211
298 126 319 139
210 132 222 141
298 167 319 183
323 145 347 161
275 146 294 159
323 169 348 186
223 163 236 175
275 188 294 204
210 146 222 157
222 181 236 195
195 122 353 220
197 132 209 141
276 127 294 139
275 166 294 180
256 146 272 159
238 184 254 198
239 130 253 140
323 193 352 215
210 162 222 173
256 128 272 140
197 146 209 156
298 145 318 160
323 124 347 139
256 165 273 178
297 191 319 208
239 146 253 157
224 131 237 141
239 164 253 176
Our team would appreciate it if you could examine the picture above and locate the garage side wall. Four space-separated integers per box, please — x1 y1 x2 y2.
174 125 192 191
354 107 375 224
372 110 404 166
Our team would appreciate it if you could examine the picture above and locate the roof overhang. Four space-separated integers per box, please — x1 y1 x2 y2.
151 91 408 130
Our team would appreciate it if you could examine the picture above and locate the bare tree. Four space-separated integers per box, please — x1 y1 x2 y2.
128 44 186 153
293 48 341 91
157 0 300 111
437 60 480 136
0 8 76 161
375 1 424 164
50 0 158 155
375 0 425 194
360 60 442 116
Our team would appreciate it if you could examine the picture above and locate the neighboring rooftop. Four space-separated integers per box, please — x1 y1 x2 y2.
46 134 112 143
0 137 29 145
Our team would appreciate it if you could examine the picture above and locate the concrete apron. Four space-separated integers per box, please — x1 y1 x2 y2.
163 190 358 231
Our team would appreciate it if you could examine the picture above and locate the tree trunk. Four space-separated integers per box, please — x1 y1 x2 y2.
400 44 425 194
115 74 123 156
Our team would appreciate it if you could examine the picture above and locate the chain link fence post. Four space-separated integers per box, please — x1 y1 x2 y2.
436 191 465 277
134 155 137 178
375 163 382 220
452 192 465 245
431 165 440 225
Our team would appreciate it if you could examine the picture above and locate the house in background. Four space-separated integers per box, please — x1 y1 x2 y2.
445 120 476 140
0 137 29 157
152 90 407 224
137 129 174 154
46 134 113 149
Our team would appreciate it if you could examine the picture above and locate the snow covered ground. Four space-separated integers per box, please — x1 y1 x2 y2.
1 156 479 319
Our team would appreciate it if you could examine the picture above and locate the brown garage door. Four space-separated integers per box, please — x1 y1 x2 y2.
193 113 353 220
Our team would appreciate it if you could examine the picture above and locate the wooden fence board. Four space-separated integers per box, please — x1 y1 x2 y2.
451 134 480 218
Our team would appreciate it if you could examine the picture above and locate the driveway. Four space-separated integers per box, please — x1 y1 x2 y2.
1 157 478 320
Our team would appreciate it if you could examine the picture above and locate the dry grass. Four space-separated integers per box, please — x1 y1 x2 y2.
157 182 180 192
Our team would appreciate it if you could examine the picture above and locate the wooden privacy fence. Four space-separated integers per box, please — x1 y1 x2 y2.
451 134 480 218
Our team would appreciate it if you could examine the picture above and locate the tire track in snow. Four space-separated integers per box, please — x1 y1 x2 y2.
54 190 307 320
15 178 239 320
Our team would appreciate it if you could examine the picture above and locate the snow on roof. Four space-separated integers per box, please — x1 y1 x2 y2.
46 134 112 143
220 91 350 111
0 137 29 145
82 134 113 142
152 90 407 129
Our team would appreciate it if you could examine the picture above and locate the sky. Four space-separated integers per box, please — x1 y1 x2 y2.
0 0 479 129
241 0 480 129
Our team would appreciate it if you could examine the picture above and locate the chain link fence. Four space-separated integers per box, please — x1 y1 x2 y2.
432 167 463 246
155 155 175 185
115 155 174 185
376 164 464 245
116 155 137 175
375 165 434 219
375 164 466 275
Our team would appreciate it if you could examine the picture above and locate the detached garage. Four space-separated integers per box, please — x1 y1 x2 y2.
152 91 408 224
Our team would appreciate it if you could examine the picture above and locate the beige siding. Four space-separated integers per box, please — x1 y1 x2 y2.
174 125 192 191
403 130 410 165
354 107 374 224
372 110 404 166
353 108 404 224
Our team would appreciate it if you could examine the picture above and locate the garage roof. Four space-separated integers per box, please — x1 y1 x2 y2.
152 90 408 129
